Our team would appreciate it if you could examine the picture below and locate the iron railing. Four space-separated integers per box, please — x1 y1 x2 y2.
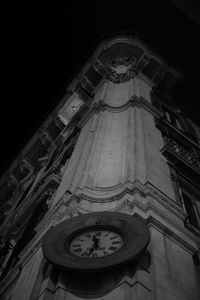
164 136 200 171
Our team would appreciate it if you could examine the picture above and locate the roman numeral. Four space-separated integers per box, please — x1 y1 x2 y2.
76 238 83 242
74 248 82 253
110 235 118 240
112 241 120 244
95 231 101 236
81 252 89 257
86 233 92 238
72 243 81 248
109 246 117 251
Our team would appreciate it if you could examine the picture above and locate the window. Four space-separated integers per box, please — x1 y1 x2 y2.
164 109 185 131
163 108 198 143
177 182 200 231
151 92 199 143
181 191 200 229
193 253 200 283
169 164 200 231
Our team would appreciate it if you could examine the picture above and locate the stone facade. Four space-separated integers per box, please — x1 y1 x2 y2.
0 35 200 300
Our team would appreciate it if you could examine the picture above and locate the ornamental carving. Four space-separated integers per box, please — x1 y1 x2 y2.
105 55 137 83
164 137 200 171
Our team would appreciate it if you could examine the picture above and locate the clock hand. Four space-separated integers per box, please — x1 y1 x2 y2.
88 235 100 256
89 243 95 256
92 235 100 249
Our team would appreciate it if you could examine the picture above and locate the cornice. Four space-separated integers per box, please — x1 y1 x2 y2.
94 34 182 78
73 181 183 219
74 181 184 219
79 95 162 129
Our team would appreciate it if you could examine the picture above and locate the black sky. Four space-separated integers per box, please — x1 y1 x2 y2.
1 0 200 177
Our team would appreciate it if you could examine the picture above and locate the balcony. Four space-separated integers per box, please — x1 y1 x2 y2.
161 136 200 182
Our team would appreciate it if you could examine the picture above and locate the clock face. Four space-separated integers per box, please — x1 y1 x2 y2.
42 212 150 271
69 229 123 258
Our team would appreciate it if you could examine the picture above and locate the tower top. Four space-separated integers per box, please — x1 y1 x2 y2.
70 34 182 92
0 33 182 186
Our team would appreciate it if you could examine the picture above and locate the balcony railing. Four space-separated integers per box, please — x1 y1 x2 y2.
164 136 200 171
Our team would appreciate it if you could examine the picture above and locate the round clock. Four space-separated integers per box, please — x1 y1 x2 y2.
69 229 123 258
42 212 150 271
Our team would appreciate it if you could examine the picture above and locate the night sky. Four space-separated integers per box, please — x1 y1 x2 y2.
1 0 200 177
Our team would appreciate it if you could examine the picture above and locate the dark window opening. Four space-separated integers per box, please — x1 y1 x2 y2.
193 253 200 282
182 192 199 229
151 92 199 143
164 109 186 132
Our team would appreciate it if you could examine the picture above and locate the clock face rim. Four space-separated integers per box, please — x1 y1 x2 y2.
42 212 150 272
66 225 124 258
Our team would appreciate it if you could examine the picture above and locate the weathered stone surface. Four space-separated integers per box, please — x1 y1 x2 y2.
142 109 176 200
150 227 200 300
53 77 170 202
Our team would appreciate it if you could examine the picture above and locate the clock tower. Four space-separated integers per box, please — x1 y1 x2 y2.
0 34 200 300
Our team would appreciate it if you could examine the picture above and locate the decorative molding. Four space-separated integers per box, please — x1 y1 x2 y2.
74 180 184 221
98 35 181 89
79 95 162 130
70 182 200 251
105 55 137 83
145 183 183 215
